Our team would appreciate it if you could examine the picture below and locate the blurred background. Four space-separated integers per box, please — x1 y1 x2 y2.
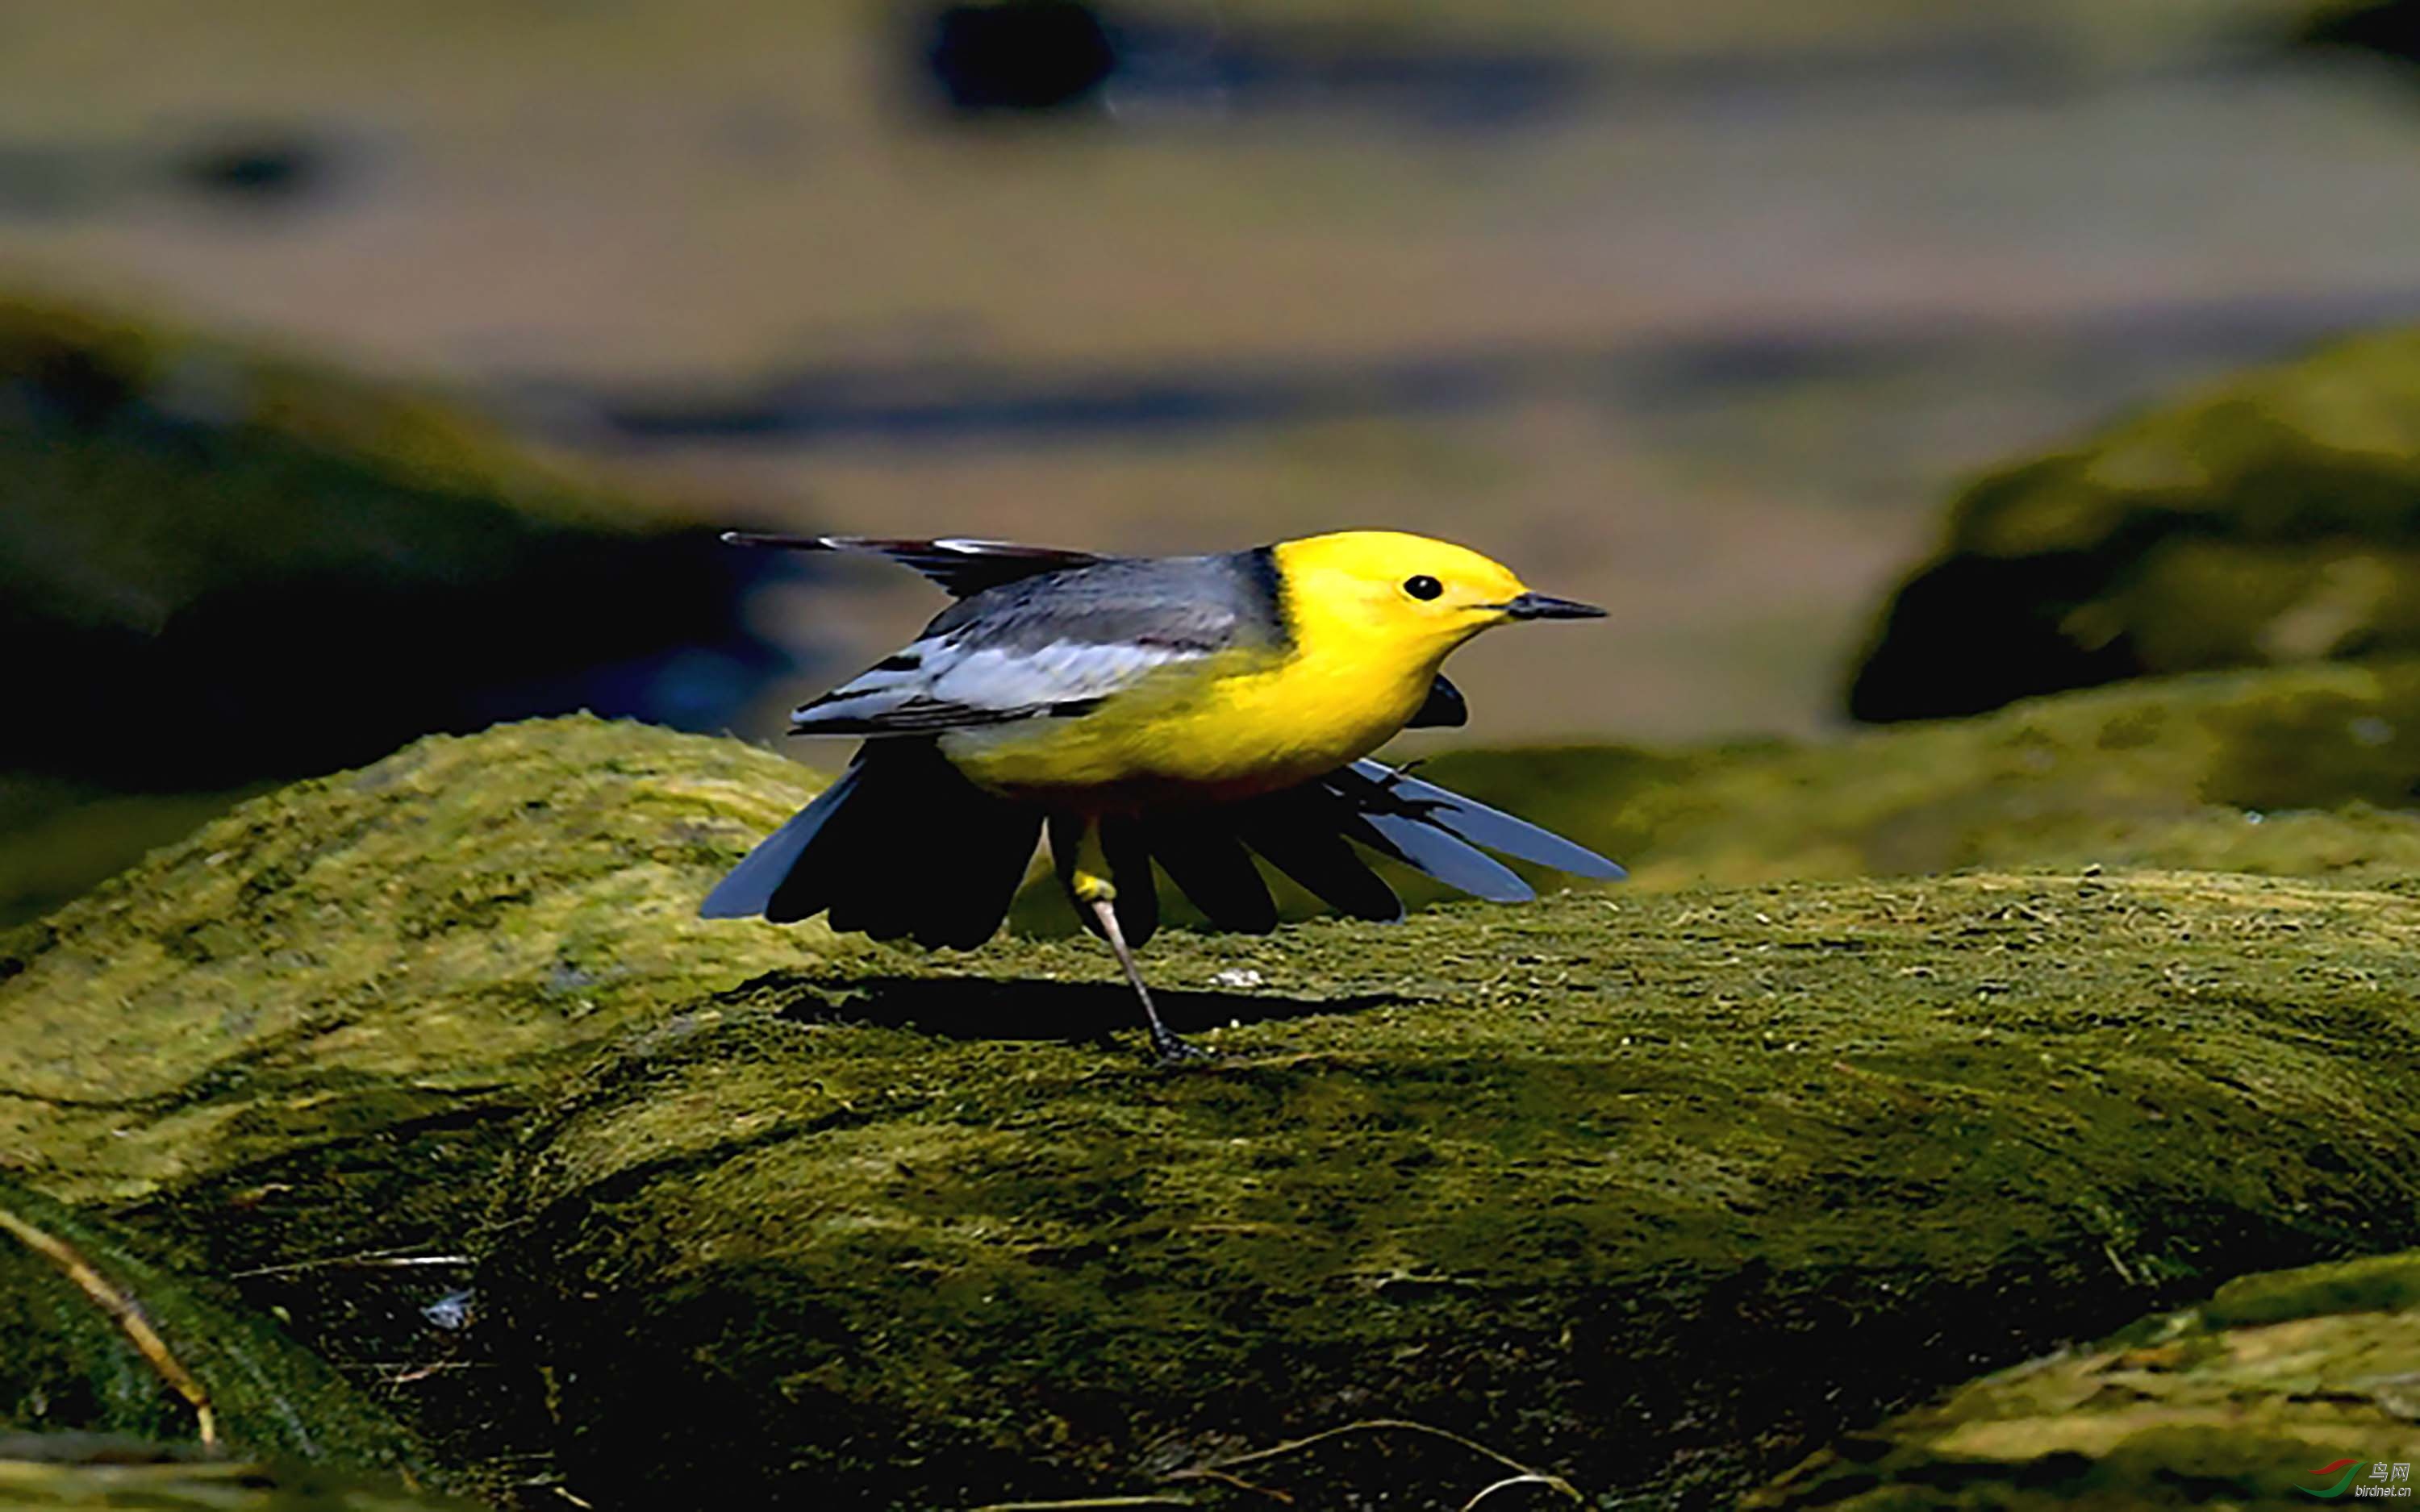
11 0 2420 923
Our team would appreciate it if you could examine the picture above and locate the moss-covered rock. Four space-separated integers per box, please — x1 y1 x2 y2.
0 716 852 1494
1426 660 2420 895
482 869 2420 1509
0 292 791 927
0 716 841 1224
14 664 2406 1249
0 1177 423 1474
1746 1251 2420 1509
2294 0 2420 66
1845 326 2420 723
6 689 2419 1507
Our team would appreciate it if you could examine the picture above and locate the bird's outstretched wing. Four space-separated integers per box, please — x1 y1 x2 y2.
1333 760 1623 879
789 550 1279 737
1102 758 1622 935
723 531 1106 598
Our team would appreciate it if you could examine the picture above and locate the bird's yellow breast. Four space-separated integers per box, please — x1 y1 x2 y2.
941 642 1431 806
941 539 1480 807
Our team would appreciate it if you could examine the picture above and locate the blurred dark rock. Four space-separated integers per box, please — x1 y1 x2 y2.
0 294 800 924
2296 0 2420 65
171 131 333 205
910 1 1591 128
1847 326 2420 723
921 1 1119 112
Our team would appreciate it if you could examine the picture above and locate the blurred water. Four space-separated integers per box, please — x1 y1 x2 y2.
532 284 2420 448
4 6 2420 746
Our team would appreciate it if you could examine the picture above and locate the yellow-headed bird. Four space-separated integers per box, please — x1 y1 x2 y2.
702 529 1621 1059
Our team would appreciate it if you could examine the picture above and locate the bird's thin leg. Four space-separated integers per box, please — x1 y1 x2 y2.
1051 814 1204 1063
1083 889 1204 1063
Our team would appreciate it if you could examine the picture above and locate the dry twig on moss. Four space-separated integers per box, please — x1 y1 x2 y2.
1168 1418 1581 1506
962 1497 1197 1511
0 1202 219 1447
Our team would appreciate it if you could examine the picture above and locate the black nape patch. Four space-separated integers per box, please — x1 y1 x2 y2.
1049 698 1105 719
1241 544 1291 648
876 653 923 673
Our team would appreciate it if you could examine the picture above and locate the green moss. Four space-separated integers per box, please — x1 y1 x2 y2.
0 1178 423 1474
0 716 844 1222
0 778 269 932
0 716 863 1497
2201 1251 2420 1327
1846 324 2420 721
482 868 2420 1509
1422 660 2420 895
1746 1251 2420 1509
4 697 2417 1506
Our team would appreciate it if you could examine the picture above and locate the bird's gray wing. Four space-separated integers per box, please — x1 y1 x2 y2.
723 531 1106 598
789 552 1280 736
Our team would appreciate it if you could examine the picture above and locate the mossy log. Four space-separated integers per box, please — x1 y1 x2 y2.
1746 1252 2420 1508
1846 325 2420 722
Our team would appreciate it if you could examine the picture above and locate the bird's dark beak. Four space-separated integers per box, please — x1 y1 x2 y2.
1501 591 1606 621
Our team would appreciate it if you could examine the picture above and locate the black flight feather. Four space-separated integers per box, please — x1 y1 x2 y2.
1336 807 1533 903
1140 810 1277 934
702 740 1041 949
1096 816 1162 949
700 762 863 921
1340 760 1624 880
723 532 1105 598
1237 802 1404 923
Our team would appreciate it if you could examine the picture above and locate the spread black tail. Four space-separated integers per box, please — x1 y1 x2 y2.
703 752 1621 948
1112 760 1625 939
700 739 1043 949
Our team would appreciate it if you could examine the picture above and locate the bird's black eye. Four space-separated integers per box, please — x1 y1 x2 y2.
1404 574 1443 601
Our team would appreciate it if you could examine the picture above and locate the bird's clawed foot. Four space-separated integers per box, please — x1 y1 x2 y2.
1150 1026 1216 1066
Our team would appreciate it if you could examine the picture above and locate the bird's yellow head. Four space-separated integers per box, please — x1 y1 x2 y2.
1269 530 1603 662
